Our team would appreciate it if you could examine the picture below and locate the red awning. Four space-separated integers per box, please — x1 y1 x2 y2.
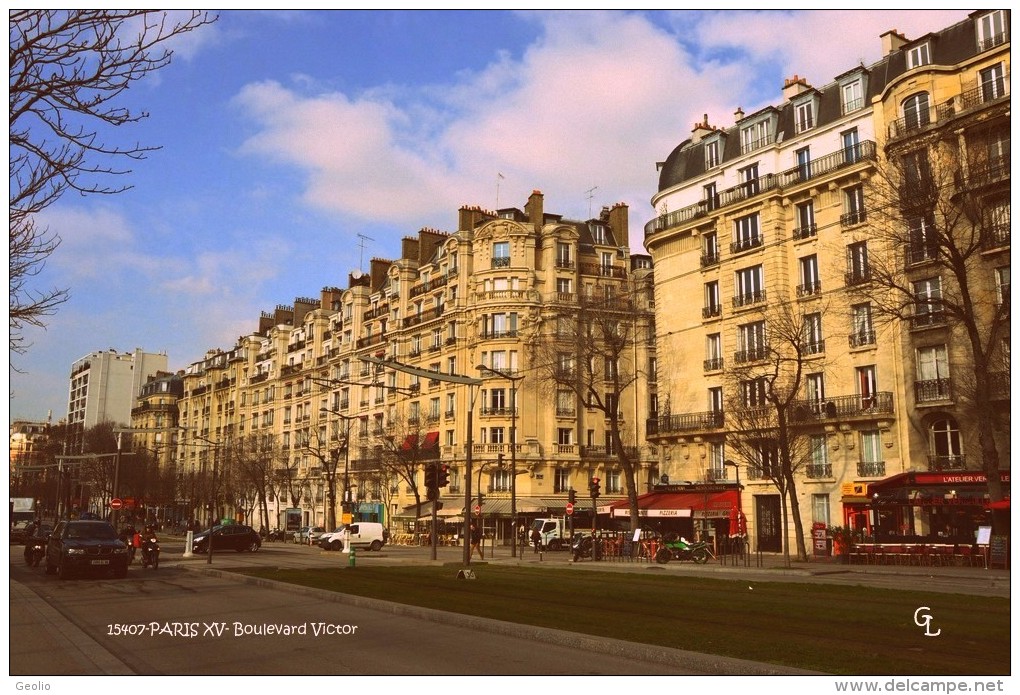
609 490 738 519
988 499 1010 510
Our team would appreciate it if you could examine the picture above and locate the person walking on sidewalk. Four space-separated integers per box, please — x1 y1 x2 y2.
470 523 484 560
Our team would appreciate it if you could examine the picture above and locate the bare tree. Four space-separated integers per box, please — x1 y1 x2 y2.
724 298 828 564
373 409 438 522
227 433 281 533
9 10 217 354
303 424 345 532
856 119 1009 508
527 278 654 532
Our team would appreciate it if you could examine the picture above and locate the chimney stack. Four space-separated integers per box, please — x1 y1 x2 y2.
881 29 908 56
691 113 716 143
734 106 745 123
782 74 812 101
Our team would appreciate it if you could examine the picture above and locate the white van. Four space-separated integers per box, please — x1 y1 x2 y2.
339 522 387 552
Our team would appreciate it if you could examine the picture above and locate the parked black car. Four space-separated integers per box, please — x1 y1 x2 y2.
45 520 130 579
192 524 262 554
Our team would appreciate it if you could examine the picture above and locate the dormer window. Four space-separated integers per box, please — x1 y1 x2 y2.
906 42 931 69
841 79 863 114
977 10 1008 51
705 139 720 169
794 100 814 133
591 224 607 244
740 120 770 154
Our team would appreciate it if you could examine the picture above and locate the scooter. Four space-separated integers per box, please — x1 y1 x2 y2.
571 532 604 562
654 535 711 564
267 529 286 542
140 535 160 569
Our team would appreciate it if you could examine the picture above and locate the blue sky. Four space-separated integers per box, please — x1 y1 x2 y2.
9 9 969 422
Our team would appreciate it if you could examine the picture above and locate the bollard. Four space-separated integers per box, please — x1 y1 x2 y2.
348 545 356 568
183 531 194 558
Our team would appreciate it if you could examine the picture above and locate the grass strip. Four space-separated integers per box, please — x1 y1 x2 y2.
232 564 1008 675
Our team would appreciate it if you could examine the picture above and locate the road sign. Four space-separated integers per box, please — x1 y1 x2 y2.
110 498 123 510
473 504 481 517
566 502 574 516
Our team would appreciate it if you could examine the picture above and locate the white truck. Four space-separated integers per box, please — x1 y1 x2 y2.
530 517 575 551
10 497 37 542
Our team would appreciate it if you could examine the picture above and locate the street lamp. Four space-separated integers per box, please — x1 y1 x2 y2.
477 364 524 557
186 431 223 565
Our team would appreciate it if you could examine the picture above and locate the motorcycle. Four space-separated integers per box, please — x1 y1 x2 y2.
23 536 46 567
267 528 286 542
571 533 604 562
654 534 712 564
140 535 160 569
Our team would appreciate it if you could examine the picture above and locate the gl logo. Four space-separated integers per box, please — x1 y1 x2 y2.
913 607 941 637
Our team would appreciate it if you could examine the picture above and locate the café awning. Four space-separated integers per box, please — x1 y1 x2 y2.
609 489 738 519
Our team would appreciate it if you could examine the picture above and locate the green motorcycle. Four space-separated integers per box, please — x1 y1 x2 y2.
655 534 711 564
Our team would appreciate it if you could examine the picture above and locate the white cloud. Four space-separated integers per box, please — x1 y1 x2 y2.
231 10 972 249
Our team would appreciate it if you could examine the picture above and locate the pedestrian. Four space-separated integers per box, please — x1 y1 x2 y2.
470 523 484 560
530 527 542 553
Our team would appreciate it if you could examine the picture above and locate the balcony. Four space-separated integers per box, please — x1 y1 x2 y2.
840 210 867 228
805 463 833 479
644 141 878 242
848 329 877 348
793 223 817 240
844 269 871 287
797 281 821 297
491 256 511 269
802 340 825 356
579 263 627 279
790 392 894 421
927 455 966 471
910 310 946 330
905 243 939 266
734 345 768 364
730 236 763 254
409 273 450 298
915 378 953 403
555 258 575 269
732 290 766 309
703 357 724 372
403 306 444 329
700 251 720 268
857 460 886 477
646 410 724 437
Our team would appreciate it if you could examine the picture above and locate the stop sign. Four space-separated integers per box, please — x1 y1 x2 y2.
110 498 123 510
473 504 481 517
566 502 574 516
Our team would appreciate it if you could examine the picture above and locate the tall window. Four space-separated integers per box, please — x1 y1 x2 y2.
709 442 725 478
916 345 951 401
902 92 931 132
737 320 767 362
556 390 574 416
738 163 760 196
734 265 767 306
842 128 861 163
733 213 761 251
979 63 1007 102
809 436 830 478
906 216 938 265
734 265 764 306
705 140 720 169
794 200 815 239
705 333 723 371
556 242 572 268
857 365 877 408
741 121 769 153
811 493 831 524
796 146 811 180
859 430 883 475
799 255 820 296
492 241 510 268
995 266 1010 306
740 377 769 407
841 81 863 114
794 102 814 133
976 10 1008 50
902 149 932 194
701 231 719 266
806 372 826 407
851 303 875 347
802 313 824 354
842 185 866 226
912 277 943 326
906 42 930 69
703 280 721 318
930 418 963 470
846 242 869 285
703 182 719 211
708 387 724 413
554 468 571 493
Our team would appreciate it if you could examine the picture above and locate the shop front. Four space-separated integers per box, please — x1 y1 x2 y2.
607 483 740 550
840 471 1009 545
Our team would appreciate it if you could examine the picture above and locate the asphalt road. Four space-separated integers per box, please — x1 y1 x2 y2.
11 542 812 676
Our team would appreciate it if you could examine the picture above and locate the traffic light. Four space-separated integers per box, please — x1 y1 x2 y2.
590 477 601 499
437 464 450 488
425 463 437 489
568 488 576 505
